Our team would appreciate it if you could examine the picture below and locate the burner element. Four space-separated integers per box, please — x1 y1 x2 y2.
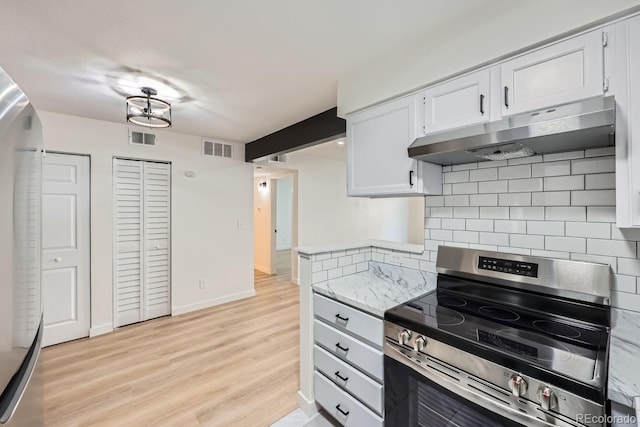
436 306 465 326
478 306 520 322
438 295 467 307
532 320 582 339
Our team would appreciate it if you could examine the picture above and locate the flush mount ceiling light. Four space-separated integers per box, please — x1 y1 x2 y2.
126 87 172 128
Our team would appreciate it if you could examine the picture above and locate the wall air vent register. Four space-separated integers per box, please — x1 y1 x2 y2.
129 129 156 146
202 140 233 159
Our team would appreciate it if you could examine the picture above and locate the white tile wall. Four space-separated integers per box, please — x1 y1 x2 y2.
306 150 640 313
423 150 640 313
310 247 371 284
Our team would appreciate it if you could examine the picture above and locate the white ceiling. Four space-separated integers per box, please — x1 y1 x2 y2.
0 0 504 142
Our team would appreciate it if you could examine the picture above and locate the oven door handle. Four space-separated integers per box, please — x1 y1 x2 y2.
384 343 574 427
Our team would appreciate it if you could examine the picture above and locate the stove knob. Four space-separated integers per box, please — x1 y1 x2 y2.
398 329 411 346
413 336 427 352
508 374 528 397
537 386 557 410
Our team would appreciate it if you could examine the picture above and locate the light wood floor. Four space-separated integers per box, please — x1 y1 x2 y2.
41 258 299 427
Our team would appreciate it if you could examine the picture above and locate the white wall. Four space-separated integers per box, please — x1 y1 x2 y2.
38 111 255 334
367 197 424 245
276 176 293 250
286 150 369 247
254 177 275 274
285 147 424 250
337 1 640 115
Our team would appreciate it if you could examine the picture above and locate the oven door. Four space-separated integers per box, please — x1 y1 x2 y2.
385 354 523 427
384 352 586 427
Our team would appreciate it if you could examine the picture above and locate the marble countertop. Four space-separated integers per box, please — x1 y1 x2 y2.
297 239 425 256
609 308 640 408
312 261 437 317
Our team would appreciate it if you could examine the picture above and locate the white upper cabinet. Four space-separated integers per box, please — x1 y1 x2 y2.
614 16 640 228
419 68 492 136
347 95 441 197
500 30 605 116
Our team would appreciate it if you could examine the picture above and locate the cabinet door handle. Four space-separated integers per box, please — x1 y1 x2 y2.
336 404 350 417
480 94 485 115
409 170 414 187
335 371 349 382
504 86 509 108
335 313 349 323
335 342 349 352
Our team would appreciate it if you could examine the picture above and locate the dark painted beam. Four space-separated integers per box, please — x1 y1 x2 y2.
245 107 346 162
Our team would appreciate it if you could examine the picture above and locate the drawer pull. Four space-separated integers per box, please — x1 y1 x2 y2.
335 343 349 353
336 404 350 417
334 371 349 382
335 313 349 323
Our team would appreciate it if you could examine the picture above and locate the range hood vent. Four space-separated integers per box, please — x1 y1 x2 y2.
408 96 615 165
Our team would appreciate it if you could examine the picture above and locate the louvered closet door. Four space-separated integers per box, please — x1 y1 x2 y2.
143 161 171 320
114 159 144 327
114 159 171 327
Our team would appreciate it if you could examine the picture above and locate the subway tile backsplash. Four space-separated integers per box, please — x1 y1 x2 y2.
423 147 640 313
310 247 371 284
306 148 640 313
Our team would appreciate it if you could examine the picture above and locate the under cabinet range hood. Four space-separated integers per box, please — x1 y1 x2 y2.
408 96 615 165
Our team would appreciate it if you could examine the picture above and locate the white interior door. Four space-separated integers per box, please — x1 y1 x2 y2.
42 153 90 347
142 161 171 321
114 159 143 327
114 158 170 328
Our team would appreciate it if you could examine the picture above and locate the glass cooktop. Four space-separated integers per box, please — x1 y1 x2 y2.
385 277 609 384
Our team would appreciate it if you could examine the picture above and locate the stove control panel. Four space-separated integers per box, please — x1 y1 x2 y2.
478 256 538 277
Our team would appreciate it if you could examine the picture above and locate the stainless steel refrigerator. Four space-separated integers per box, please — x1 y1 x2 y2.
0 66 44 426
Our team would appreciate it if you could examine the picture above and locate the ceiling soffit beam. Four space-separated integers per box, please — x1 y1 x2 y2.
245 107 346 162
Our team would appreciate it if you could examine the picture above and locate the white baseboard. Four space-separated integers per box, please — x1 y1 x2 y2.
297 391 318 417
291 276 299 285
172 289 256 316
254 264 273 275
89 323 113 337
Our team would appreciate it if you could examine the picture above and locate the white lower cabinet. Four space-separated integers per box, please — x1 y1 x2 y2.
314 346 383 413
313 293 384 424
314 319 383 382
314 372 383 427
313 293 384 347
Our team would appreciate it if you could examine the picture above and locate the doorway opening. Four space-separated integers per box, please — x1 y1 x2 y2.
253 163 298 283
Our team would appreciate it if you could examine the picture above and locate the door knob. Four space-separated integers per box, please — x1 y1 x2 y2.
54 257 62 262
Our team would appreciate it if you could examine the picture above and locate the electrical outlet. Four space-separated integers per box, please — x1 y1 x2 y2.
199 279 207 289
237 220 244 230
388 253 402 264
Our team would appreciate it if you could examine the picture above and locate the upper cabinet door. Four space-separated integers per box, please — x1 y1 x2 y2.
501 30 604 116
347 95 422 196
421 69 491 135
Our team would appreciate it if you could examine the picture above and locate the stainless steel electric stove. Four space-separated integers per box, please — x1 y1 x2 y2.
384 246 611 427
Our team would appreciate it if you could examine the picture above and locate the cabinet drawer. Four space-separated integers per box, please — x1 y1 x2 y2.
314 345 383 414
313 293 383 347
314 320 383 381
314 371 383 427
